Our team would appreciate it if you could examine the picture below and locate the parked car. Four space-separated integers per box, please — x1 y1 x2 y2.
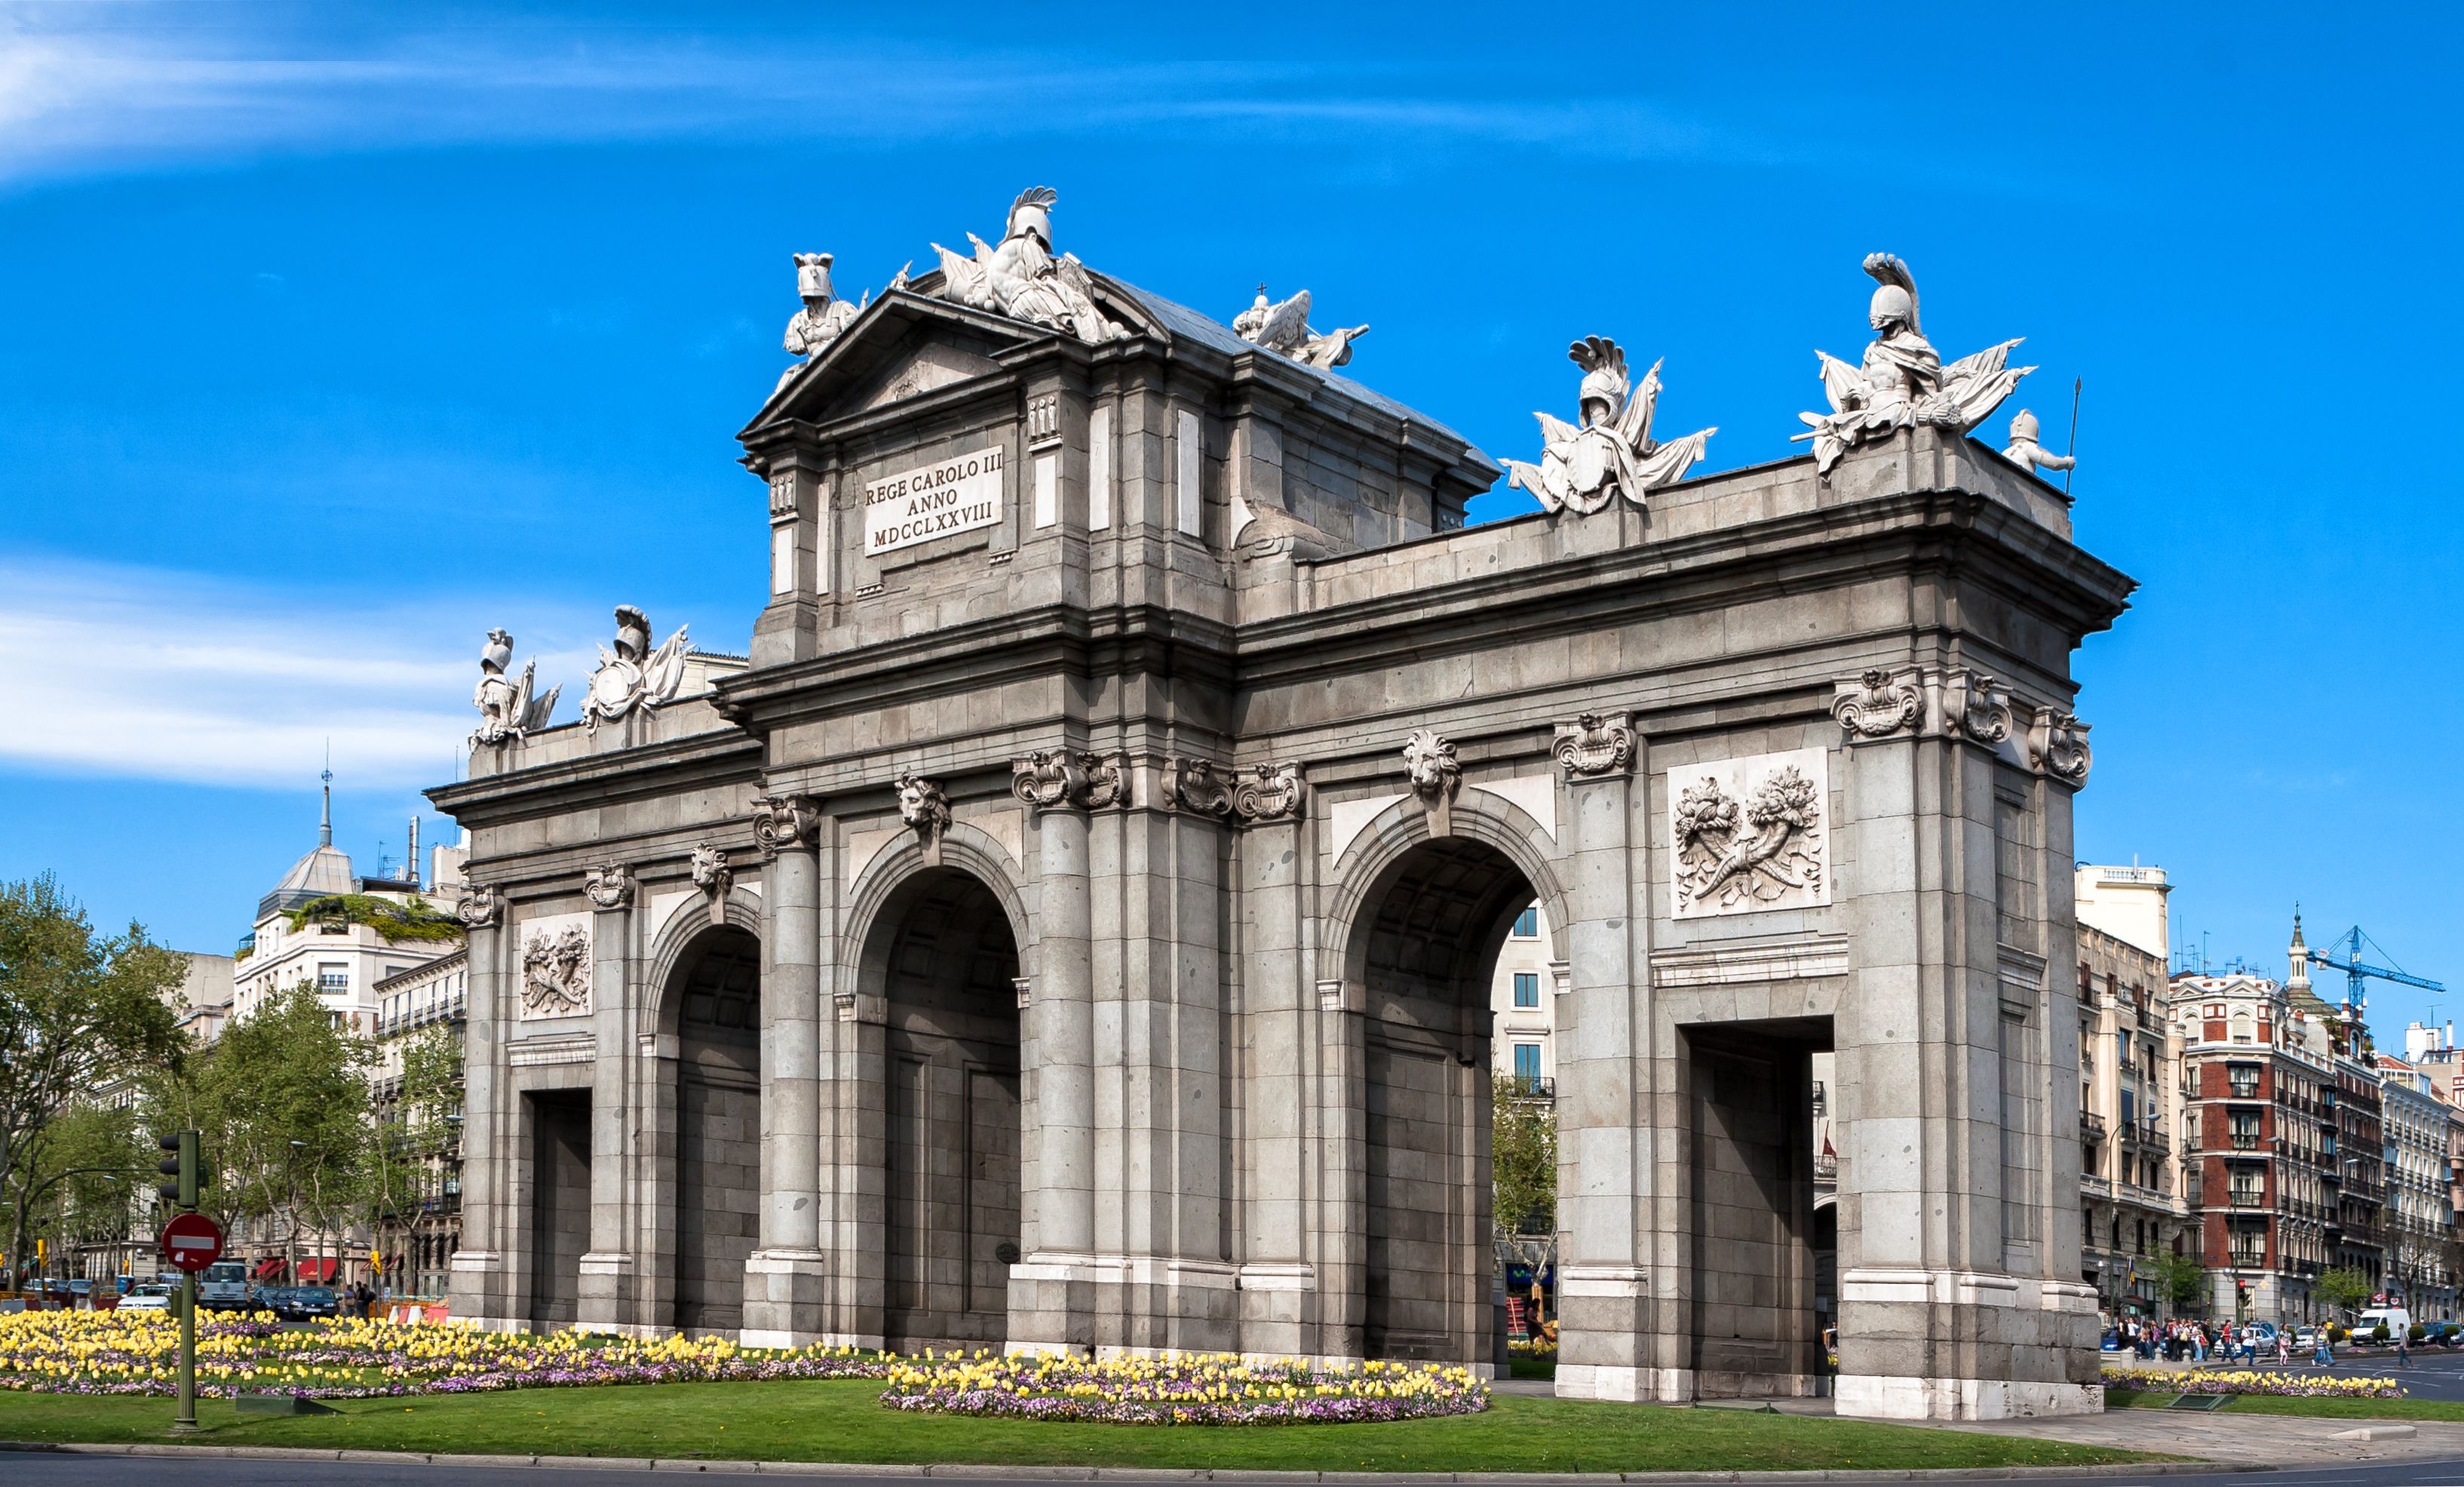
120 1284 173 1313
268 1285 339 1321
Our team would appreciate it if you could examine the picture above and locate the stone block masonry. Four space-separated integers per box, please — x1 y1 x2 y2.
431 207 2131 1421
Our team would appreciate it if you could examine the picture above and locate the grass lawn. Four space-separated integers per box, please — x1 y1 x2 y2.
0 1380 2151 1473
2107 1388 2464 1421
1508 1357 1557 1381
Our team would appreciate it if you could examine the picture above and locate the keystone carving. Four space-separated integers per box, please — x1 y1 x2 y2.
454 883 504 929
1011 751 1125 813
1938 668 2014 745
519 923 591 1018
2027 707 2093 786
1401 729 1462 836
583 863 635 911
1162 757 1235 819
1552 712 1635 779
751 794 823 857
1231 762 1307 824
896 772 952 866
689 844 732 926
1831 668 1923 739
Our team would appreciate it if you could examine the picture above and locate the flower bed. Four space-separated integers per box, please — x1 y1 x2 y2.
0 1311 887 1399
2101 1365 2403 1399
879 1350 1488 1425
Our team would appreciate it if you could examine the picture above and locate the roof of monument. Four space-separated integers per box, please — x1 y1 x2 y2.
1094 275 1485 459
747 269 1486 467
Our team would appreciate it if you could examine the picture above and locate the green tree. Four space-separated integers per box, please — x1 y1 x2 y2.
2149 1250 2208 1315
2318 1266 2375 1317
147 981 375 1278
1491 1075 1557 1237
0 875 186 1286
365 1022 463 1265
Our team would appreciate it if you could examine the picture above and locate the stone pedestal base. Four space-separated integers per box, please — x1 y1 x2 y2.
576 1251 636 1331
448 1249 515 1332
741 1249 830 1348
1834 1375 2104 1421
1008 1253 1242 1357
1835 1268 2101 1421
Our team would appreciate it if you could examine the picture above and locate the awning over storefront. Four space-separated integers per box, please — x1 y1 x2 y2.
296 1258 338 1283
253 1258 284 1280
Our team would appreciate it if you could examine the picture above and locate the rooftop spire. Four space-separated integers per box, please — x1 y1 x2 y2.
319 743 333 848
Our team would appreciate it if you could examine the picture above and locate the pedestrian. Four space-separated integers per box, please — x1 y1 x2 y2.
2314 1330 2333 1366
2398 1330 2412 1369
2276 1329 2291 1365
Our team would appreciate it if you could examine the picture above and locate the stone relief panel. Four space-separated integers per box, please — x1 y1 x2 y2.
517 912 593 1020
1667 746 1832 920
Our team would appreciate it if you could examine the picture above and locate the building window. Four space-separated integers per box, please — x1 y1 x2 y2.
2229 1167 2264 1206
318 963 348 994
1511 905 1539 939
2229 1110 2262 1150
1512 1043 1543 1090
2228 1064 2260 1099
1512 972 1539 1009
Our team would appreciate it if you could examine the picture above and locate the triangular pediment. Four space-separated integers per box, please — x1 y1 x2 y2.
740 290 1045 438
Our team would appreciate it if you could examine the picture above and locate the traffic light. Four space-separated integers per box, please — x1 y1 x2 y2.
156 1131 205 1212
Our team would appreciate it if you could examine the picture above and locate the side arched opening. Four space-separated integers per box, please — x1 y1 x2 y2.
668 925 762 1335
860 866 1023 1353
1346 836 1541 1363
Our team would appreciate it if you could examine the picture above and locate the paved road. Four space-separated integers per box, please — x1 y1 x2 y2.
3 1457 2464 1487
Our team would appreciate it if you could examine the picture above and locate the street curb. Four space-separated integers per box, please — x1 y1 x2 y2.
0 1440 2245 1480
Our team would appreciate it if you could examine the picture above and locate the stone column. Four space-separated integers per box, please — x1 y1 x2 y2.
446 888 515 1331
745 795 828 1347
1309 976 1367 1361
1549 715 1669 1402
1830 676 2099 1421
578 865 637 1329
1010 772 1096 1354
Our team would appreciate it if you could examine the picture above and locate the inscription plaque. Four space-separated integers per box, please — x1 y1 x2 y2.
864 448 1005 555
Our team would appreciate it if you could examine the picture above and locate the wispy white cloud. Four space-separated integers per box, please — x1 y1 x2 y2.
0 554 597 790
0 4 1770 185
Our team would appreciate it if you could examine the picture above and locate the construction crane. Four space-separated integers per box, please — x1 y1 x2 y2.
2306 920 2444 1028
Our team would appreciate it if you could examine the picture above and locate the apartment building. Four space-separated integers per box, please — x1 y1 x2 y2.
2375 1055 2456 1316
1488 902 1559 1093
2076 920 2192 1316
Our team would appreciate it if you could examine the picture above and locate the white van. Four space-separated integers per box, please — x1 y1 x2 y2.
2359 1306 2413 1336
197 1260 253 1312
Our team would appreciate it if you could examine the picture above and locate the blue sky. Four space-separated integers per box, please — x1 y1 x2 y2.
2 4 2457 1037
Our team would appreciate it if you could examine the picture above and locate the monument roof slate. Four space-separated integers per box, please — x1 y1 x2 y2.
1094 275 1487 463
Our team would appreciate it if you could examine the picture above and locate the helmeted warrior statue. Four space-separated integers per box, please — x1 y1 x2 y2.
931 186 1124 344
581 604 692 736
1502 336 1715 515
1999 407 2076 479
470 628 560 747
1232 284 1370 370
777 252 865 389
1795 253 2033 477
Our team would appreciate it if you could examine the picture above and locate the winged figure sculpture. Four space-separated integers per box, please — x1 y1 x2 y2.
1232 285 1370 370
1794 253 2033 477
929 186 1124 345
1502 336 1715 515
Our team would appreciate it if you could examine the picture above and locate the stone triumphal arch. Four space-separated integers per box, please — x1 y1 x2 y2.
434 192 2130 1420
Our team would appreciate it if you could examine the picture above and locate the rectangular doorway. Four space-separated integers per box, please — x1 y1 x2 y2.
526 1089 591 1328
1685 1018 1829 1396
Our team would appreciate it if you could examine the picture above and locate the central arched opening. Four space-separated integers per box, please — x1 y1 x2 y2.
671 925 761 1335
1349 835 1542 1363
867 867 1023 1353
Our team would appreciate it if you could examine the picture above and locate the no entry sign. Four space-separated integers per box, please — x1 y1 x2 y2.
157 1212 224 1273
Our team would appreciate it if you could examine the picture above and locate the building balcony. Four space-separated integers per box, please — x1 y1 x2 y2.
2081 1175 2114 1199
2082 1113 2108 1141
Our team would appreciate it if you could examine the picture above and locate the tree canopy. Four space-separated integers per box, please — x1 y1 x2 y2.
1492 1075 1557 1237
0 875 186 1283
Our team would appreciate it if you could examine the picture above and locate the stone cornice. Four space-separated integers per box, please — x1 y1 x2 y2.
1232 484 2133 691
425 729 763 829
